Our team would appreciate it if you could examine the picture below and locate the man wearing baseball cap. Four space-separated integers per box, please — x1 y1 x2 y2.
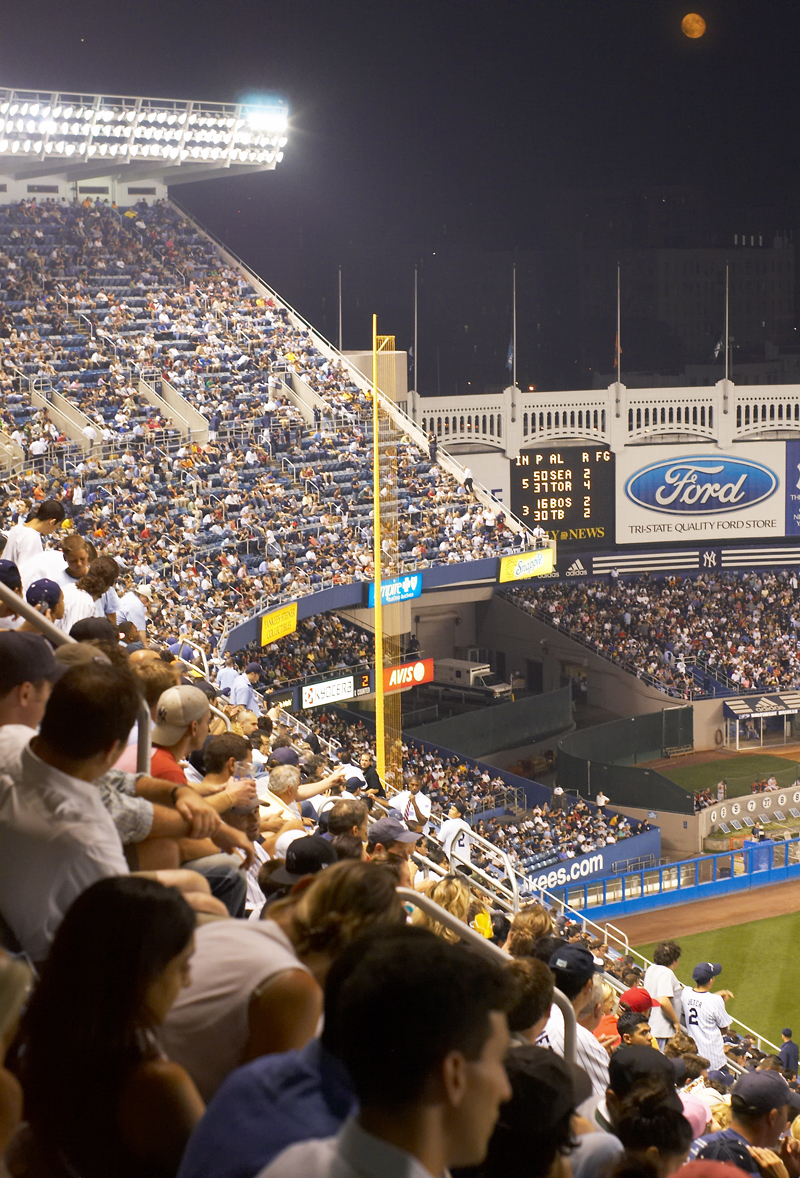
0 559 24 631
682 963 734 1070
542 944 610 1099
151 684 252 917
23 578 64 628
690 1070 800 1170
117 583 154 644
231 661 263 715
0 631 66 736
366 816 422 861
268 835 338 890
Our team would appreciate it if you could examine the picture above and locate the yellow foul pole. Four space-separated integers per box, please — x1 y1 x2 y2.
372 314 386 781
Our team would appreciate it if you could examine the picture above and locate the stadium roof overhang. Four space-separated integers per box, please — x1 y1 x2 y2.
0 88 288 185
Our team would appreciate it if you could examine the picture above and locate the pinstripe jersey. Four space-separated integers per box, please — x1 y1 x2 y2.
681 985 730 1069
538 1006 610 1098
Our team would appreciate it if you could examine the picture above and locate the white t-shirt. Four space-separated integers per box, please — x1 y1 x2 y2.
3 522 45 588
681 986 730 1069
57 583 97 634
160 919 310 1100
389 789 432 834
438 817 472 865
643 963 683 1039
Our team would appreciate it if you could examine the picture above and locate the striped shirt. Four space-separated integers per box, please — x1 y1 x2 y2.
682 986 730 1069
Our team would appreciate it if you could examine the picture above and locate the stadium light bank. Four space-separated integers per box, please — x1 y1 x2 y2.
0 87 289 187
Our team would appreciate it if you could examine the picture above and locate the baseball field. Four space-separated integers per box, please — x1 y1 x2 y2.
660 753 800 799
634 906 800 1050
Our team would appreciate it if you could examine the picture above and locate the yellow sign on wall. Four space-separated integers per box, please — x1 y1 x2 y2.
260 602 298 646
498 548 555 583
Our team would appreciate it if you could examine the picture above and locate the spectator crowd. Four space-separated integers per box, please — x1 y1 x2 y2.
510 569 800 700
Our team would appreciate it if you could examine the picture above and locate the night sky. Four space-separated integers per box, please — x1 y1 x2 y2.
1 0 798 391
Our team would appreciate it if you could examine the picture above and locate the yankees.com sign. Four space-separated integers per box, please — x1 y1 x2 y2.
617 442 787 544
383 658 434 694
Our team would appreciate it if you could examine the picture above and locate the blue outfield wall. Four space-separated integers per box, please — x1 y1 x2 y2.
522 827 663 894
547 837 800 921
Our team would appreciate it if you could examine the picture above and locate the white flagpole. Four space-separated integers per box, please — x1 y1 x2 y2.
511 263 517 423
338 266 342 352
414 264 418 393
615 262 621 417
724 262 730 384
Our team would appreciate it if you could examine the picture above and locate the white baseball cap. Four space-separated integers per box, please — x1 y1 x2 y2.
152 684 209 745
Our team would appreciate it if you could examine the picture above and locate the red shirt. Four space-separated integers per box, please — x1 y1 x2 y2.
150 746 186 786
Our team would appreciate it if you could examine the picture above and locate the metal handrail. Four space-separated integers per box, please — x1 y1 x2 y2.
395 887 577 1063
0 580 152 773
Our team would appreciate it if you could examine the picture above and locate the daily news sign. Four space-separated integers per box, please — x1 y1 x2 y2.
383 658 435 694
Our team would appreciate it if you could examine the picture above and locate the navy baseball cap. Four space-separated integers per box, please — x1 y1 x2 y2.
270 746 300 766
245 662 261 674
549 944 602 985
0 559 22 591
269 835 337 886
732 1070 800 1114
369 816 421 846
693 962 722 984
0 631 67 694
26 579 62 609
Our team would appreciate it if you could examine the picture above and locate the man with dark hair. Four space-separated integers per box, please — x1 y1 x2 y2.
780 1029 799 1078
0 663 140 961
258 929 514 1178
505 957 555 1045
691 1071 800 1174
0 632 65 733
326 799 369 842
365 815 421 861
643 940 683 1048
616 1010 653 1048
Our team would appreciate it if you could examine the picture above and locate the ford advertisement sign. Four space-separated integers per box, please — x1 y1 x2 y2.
625 455 777 515
616 442 786 544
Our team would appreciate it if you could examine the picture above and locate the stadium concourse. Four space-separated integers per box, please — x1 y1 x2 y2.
4 196 800 1178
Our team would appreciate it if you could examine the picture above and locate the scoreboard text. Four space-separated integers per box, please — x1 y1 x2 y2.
510 445 615 549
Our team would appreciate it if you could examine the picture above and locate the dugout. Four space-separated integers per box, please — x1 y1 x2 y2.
723 692 800 750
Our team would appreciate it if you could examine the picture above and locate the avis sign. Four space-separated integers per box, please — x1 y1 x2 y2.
383 658 434 694
616 442 785 545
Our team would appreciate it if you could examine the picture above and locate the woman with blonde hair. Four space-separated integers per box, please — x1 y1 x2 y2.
505 901 554 957
411 874 471 942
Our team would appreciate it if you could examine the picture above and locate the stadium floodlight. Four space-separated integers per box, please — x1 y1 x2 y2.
0 87 289 179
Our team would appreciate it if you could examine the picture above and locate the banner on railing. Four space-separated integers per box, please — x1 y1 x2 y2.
498 548 554 583
260 601 298 647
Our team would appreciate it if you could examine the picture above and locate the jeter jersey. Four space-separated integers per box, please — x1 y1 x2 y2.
438 817 472 865
681 986 730 1068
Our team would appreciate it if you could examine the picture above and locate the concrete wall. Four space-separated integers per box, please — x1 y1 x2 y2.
615 804 701 858
0 174 168 205
476 593 726 749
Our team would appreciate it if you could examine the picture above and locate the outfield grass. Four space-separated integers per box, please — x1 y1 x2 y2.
635 909 800 1047
662 754 800 799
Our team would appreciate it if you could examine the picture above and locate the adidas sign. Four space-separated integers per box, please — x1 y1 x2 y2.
565 559 588 577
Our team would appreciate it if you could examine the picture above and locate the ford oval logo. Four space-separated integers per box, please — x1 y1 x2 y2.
625 455 778 515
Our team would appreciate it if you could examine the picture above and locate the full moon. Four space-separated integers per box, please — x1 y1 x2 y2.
681 12 707 38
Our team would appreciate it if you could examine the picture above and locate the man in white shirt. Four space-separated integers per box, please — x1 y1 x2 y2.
682 962 733 1070
258 928 514 1178
538 944 610 1100
116 582 153 638
643 940 684 1049
0 658 137 962
388 777 432 834
438 803 473 866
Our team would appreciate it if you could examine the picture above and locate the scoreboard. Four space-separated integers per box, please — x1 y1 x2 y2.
510 445 615 549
